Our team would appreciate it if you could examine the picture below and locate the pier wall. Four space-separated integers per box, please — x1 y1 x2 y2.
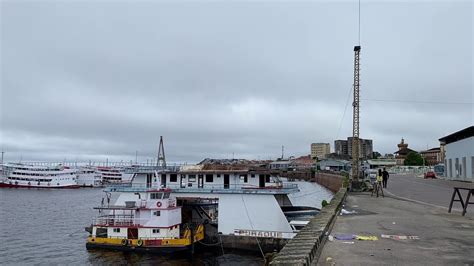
269 188 347 265
312 172 343 193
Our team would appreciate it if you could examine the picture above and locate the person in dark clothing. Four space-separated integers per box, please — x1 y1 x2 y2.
382 168 389 188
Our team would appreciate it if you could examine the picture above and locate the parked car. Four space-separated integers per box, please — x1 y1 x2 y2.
424 171 436 179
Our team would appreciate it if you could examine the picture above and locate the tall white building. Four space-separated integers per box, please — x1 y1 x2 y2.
439 126 474 181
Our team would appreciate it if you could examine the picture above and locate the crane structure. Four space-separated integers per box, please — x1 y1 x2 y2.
351 45 361 182
156 136 166 168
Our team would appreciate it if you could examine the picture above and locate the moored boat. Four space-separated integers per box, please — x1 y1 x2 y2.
0 163 80 189
86 188 204 253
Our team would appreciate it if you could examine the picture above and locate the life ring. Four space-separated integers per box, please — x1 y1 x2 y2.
156 201 162 208
137 239 144 247
121 239 128 246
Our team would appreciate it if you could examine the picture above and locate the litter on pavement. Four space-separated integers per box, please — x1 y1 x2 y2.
334 234 355 240
356 235 379 241
340 209 357 215
381 234 419 240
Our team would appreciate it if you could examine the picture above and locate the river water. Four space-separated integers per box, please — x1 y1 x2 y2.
0 181 332 265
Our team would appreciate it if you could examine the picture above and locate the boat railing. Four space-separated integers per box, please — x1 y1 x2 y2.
93 215 147 226
104 182 299 193
106 182 297 190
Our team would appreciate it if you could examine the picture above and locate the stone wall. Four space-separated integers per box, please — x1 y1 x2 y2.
269 188 347 265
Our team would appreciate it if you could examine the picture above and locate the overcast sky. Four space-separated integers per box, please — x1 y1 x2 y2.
1 0 472 163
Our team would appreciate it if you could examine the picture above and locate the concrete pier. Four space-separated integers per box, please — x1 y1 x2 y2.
270 188 347 265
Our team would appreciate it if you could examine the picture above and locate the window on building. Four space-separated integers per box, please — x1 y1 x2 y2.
251 174 255 178
455 158 460 177
170 174 178 182
152 229 160 234
471 157 474 177
462 157 467 178
205 174 213 183
449 159 452 178
153 211 161 216
113 228 120 233
188 175 196 182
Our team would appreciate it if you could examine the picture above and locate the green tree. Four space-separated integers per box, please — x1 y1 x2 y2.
404 151 424 166
372 151 382 159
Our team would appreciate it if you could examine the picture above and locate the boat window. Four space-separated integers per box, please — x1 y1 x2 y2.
251 174 255 178
152 229 160 234
163 192 170 199
170 174 178 182
205 174 213 183
188 175 196 182
150 193 163 199
216 174 221 178
113 228 121 233
153 211 161 216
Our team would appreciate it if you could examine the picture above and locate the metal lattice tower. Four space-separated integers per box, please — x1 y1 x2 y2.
157 136 166 168
351 46 361 181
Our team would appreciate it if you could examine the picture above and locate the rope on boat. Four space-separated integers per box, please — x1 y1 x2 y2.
240 194 266 264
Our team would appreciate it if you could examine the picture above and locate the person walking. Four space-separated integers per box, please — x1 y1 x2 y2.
382 168 389 188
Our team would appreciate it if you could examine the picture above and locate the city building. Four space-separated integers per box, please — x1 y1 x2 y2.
394 138 417 165
318 159 350 172
334 140 348 156
310 143 331 160
420 147 442 166
334 137 373 159
290 155 314 169
439 126 473 181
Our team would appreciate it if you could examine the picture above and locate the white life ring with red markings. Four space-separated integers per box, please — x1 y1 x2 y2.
156 201 162 208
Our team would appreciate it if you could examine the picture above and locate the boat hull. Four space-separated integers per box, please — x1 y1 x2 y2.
0 182 80 189
86 242 190 254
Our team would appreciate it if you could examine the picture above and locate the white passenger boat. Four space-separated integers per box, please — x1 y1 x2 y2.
0 163 80 189
77 167 103 187
96 166 135 184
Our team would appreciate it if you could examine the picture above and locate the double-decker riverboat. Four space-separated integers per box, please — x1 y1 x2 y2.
77 167 103 187
100 163 309 253
97 166 136 184
0 163 80 188
86 188 204 253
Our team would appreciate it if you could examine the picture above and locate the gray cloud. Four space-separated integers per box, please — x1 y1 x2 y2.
1 0 472 163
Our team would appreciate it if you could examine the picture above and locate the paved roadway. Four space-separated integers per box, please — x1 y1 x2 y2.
384 174 474 212
317 191 474 266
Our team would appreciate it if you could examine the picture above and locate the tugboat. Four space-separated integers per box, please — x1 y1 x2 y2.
86 188 204 253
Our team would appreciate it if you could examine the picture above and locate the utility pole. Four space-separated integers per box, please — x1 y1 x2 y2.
351 45 361 184
157 136 166 168
135 151 138 164
281 145 284 160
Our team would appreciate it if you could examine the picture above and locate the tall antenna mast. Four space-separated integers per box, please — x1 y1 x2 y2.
157 136 166 168
351 46 361 182
351 0 362 185
281 145 284 160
